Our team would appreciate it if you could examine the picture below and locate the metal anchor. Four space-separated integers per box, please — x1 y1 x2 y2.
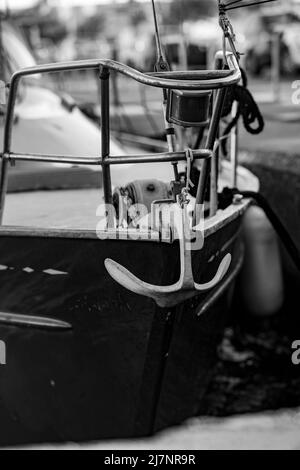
105 201 231 308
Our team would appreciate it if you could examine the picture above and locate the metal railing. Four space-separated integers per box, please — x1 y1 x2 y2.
0 54 241 225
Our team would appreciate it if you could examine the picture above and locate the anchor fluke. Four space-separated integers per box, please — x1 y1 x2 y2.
105 198 232 308
105 253 231 308
194 253 231 292
105 257 183 307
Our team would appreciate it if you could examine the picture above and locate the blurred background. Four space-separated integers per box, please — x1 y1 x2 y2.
1 0 300 87
2 0 300 71
0 0 298 137
0 0 299 122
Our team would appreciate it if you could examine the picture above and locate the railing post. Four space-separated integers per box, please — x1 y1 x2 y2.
230 100 239 188
99 65 112 206
0 156 9 225
193 87 227 225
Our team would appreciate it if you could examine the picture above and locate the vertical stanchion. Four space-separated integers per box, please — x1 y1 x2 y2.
230 100 239 188
0 155 8 225
0 13 8 226
99 65 112 207
272 31 281 103
209 141 218 217
194 88 227 225
111 39 121 112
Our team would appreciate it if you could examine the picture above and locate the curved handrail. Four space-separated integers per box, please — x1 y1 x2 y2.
8 54 240 91
0 51 241 221
3 53 240 154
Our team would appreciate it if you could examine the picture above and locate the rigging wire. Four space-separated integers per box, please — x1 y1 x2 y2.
0 0 9 85
151 0 167 67
179 0 187 69
224 0 245 6
221 0 278 11
150 0 179 180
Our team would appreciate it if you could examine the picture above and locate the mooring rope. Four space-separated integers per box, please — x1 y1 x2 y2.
219 188 300 272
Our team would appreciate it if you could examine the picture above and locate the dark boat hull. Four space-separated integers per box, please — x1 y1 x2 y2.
0 213 243 446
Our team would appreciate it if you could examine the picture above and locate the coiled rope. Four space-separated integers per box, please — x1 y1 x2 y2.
221 67 265 156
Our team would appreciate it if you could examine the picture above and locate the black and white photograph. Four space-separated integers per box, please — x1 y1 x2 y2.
0 0 299 452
